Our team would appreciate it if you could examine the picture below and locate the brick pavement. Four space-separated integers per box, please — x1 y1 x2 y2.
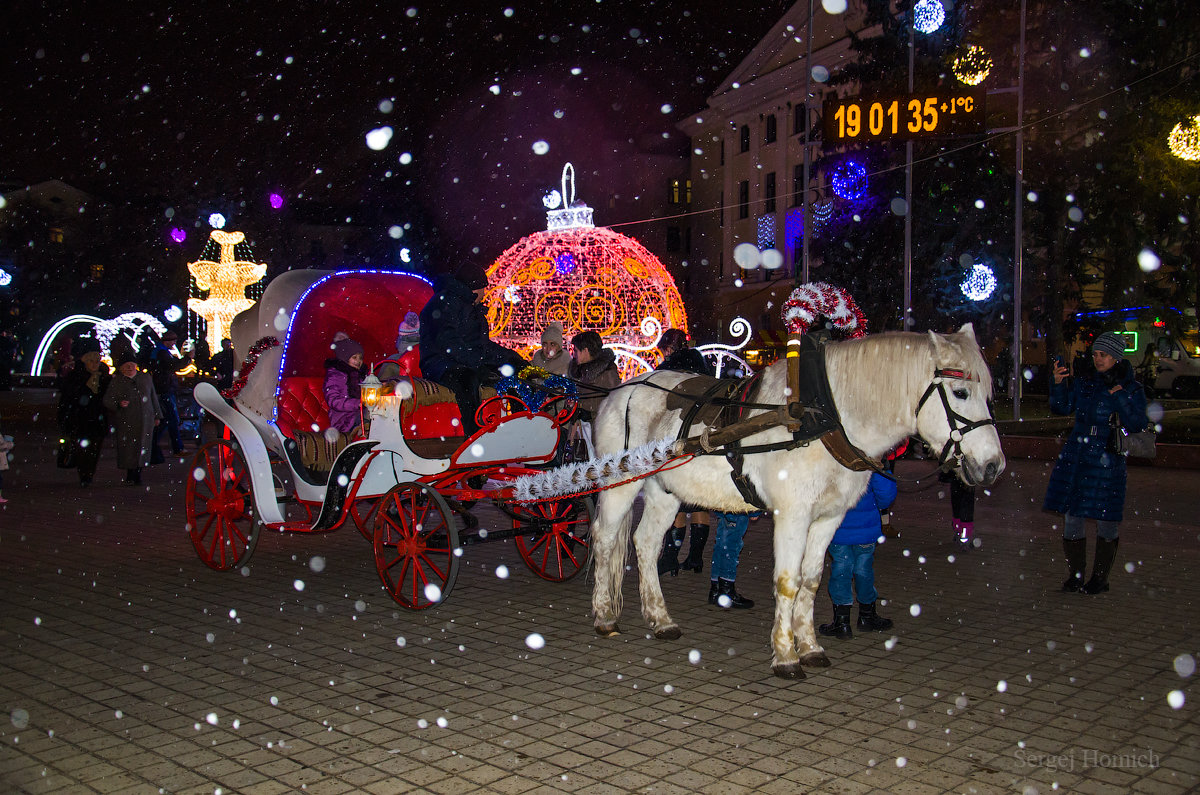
1 387 1198 794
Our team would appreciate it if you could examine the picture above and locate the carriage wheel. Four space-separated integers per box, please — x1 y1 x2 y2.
373 483 460 609
350 497 380 540
512 497 593 582
186 439 260 571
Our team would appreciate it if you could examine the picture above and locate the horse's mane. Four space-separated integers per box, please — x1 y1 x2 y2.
821 330 992 449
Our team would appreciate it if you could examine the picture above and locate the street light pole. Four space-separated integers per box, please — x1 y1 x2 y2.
904 19 914 330
801 0 814 284
1011 0 1027 419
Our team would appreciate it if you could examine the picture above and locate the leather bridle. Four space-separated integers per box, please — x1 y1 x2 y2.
915 367 996 483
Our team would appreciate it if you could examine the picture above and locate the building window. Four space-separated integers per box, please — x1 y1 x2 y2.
668 178 691 205
49 228 64 244
765 172 777 213
738 181 750 219
765 114 777 144
720 140 725 166
794 104 806 136
739 125 750 153
666 226 681 252
793 165 804 207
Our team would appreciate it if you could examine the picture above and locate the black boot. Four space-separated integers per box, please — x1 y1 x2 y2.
657 527 685 576
856 601 893 632
818 605 853 639
1082 537 1118 594
1062 537 1087 592
680 523 710 573
710 578 753 609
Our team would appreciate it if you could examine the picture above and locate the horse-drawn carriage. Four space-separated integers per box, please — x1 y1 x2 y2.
186 270 592 609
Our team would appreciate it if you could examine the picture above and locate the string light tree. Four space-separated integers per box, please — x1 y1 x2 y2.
186 213 268 354
484 164 689 376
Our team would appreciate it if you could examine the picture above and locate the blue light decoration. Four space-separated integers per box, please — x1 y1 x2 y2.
913 0 946 35
553 251 577 276
785 207 804 247
960 261 997 301
0 267 11 287
756 215 775 250
830 160 868 201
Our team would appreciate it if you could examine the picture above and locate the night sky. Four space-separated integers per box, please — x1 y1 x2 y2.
3 0 792 241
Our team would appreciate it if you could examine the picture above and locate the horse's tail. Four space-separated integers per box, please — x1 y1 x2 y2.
592 486 634 623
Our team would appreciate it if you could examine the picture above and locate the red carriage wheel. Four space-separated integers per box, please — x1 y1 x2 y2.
349 497 380 540
512 497 593 582
373 483 461 609
186 439 261 571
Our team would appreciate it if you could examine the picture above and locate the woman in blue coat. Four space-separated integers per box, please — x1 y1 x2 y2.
1043 332 1147 595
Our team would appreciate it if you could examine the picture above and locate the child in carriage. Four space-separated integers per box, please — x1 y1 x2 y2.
324 336 366 436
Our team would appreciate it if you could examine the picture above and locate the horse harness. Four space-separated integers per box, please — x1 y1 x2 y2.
915 366 998 473
665 334 878 510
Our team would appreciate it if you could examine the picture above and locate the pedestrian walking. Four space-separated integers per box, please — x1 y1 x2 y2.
1044 331 1147 594
57 337 111 487
104 352 162 486
149 331 192 459
210 338 236 392
819 472 898 640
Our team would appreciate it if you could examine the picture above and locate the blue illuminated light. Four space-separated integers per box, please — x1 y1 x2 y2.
553 251 577 276
831 160 868 201
913 0 946 34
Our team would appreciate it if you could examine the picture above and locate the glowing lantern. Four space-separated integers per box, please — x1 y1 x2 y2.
360 371 383 408
952 45 993 86
186 230 268 352
484 164 687 367
1168 115 1200 161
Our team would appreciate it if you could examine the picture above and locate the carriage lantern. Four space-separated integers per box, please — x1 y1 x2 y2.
360 371 383 408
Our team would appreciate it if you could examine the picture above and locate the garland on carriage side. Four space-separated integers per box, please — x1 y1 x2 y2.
511 436 686 503
781 282 868 338
496 365 577 412
221 336 281 399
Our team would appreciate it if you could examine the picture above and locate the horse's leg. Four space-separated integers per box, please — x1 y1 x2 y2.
770 513 810 679
591 481 642 636
792 515 842 668
633 479 683 639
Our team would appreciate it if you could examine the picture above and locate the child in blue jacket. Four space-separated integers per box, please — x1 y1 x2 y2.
819 472 898 640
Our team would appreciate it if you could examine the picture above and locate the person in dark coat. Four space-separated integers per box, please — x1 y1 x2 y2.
323 337 365 435
0 328 17 391
567 331 620 421
210 338 236 392
418 270 527 435
654 328 715 576
149 330 192 458
1043 331 1147 595
104 351 162 486
57 337 112 487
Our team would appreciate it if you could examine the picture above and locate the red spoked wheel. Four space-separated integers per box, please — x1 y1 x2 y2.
186 439 261 571
511 497 593 582
373 482 461 609
349 497 380 541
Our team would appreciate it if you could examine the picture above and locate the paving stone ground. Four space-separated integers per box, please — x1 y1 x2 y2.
1 387 1197 794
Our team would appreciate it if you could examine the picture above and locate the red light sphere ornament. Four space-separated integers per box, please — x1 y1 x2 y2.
484 164 688 365
781 282 867 338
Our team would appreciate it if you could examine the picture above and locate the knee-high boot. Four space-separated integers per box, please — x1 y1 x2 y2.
1082 537 1118 595
1062 538 1087 592
680 523 710 573
657 527 685 576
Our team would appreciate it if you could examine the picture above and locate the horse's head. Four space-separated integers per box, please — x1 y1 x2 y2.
915 323 1006 486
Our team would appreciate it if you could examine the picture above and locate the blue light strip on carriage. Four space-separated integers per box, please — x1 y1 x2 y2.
270 269 434 425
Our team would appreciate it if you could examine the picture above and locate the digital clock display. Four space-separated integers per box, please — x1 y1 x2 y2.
822 91 986 143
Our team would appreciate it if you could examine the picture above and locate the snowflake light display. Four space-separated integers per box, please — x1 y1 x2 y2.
781 283 867 337
0 267 11 287
913 0 946 34
187 230 268 352
485 164 687 365
831 160 868 200
952 45 993 86
1168 115 1200 161
960 261 997 301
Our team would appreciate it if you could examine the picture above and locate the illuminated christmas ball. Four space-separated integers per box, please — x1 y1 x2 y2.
960 261 997 301
1168 115 1200 161
831 159 868 200
953 45 993 86
485 164 687 357
913 0 945 34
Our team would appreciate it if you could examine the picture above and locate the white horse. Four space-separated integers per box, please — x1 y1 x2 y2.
589 325 1006 679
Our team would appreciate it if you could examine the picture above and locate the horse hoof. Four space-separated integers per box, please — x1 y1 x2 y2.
799 651 831 668
772 662 807 680
654 625 682 640
595 624 620 637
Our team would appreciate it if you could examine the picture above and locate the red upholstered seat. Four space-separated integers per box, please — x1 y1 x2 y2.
275 375 465 441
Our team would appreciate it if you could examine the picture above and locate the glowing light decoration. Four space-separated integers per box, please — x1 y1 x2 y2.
1168 115 1200 161
208 213 226 229
756 215 775 250
269 192 285 209
164 305 183 322
913 0 945 34
186 230 268 353
782 283 867 337
831 160 868 200
953 45 993 86
960 261 997 301
0 268 11 287
169 227 187 244
485 163 688 378
30 312 166 375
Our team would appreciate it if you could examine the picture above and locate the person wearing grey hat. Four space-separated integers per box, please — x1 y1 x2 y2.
1043 331 1147 595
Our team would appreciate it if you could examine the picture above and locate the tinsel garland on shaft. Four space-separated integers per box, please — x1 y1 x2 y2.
511 437 680 502
221 336 280 399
